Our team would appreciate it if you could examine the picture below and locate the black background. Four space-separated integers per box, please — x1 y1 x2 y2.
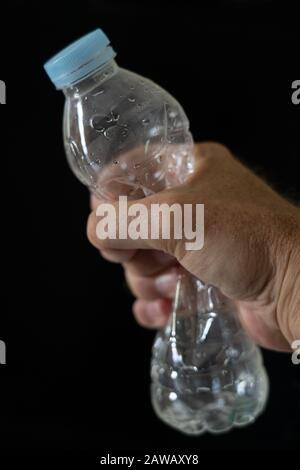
0 0 299 457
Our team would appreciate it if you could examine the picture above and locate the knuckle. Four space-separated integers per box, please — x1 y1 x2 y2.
86 211 110 249
195 142 233 170
86 212 98 247
100 249 120 263
201 141 231 157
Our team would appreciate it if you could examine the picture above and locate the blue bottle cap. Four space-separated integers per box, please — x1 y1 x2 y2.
44 29 116 89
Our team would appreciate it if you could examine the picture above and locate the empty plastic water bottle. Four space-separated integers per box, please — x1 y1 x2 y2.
44 29 269 435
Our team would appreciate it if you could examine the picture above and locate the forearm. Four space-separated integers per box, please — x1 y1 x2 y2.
277 204 300 345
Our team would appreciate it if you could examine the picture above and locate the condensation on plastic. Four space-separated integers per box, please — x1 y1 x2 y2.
63 60 194 199
62 58 269 435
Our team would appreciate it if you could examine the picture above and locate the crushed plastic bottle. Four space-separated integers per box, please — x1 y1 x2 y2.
151 273 268 434
44 29 269 435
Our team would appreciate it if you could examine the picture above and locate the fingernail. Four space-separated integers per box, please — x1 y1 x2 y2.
154 272 178 298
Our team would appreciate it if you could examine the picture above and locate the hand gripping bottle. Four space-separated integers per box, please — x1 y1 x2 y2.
44 29 269 435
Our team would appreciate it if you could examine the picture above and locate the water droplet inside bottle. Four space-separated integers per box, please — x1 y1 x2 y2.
169 392 177 401
105 111 120 123
113 160 119 165
69 139 79 157
142 118 150 126
90 116 105 132
128 96 136 103
120 125 129 138
103 129 111 140
92 89 104 96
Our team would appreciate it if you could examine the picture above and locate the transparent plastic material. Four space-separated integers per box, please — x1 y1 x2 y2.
61 59 269 435
151 274 268 434
63 60 194 198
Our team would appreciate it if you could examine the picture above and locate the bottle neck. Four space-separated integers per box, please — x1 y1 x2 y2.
62 59 118 97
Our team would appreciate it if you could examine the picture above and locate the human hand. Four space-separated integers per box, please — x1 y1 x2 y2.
87 143 300 352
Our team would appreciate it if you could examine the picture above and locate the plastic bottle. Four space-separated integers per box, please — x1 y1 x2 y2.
44 29 268 435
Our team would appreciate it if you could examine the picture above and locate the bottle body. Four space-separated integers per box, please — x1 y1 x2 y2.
62 60 268 435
